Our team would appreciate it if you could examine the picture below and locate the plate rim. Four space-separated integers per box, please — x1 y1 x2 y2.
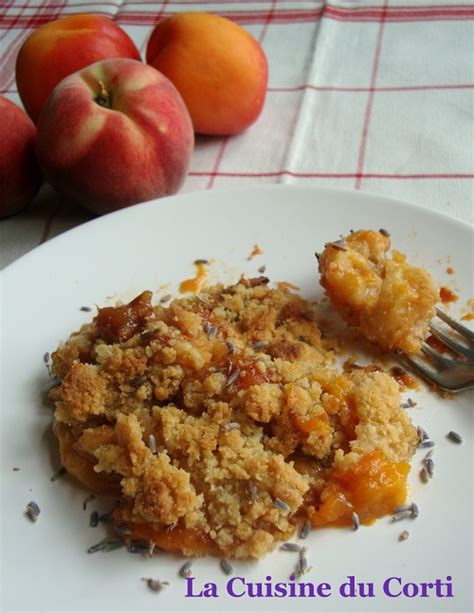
3 184 473 278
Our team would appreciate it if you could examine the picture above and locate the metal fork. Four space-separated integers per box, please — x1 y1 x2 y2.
402 307 474 392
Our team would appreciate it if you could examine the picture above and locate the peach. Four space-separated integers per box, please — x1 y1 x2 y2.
0 97 42 218
36 59 193 215
146 12 268 135
15 14 141 123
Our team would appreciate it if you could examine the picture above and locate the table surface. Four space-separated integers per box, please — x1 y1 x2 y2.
1 0 473 270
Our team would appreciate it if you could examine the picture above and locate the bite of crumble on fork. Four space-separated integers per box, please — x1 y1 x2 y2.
318 230 438 354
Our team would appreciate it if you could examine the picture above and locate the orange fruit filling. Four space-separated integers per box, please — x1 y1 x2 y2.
119 520 220 556
310 450 410 527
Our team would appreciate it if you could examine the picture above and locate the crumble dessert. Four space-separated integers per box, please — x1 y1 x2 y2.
318 230 438 354
50 277 418 559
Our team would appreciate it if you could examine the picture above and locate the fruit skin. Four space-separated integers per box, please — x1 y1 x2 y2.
146 12 268 136
0 97 42 218
36 59 194 215
15 14 141 123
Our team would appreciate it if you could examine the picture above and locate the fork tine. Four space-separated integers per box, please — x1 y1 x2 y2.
429 322 474 362
402 354 474 392
421 341 454 367
402 354 439 382
436 307 474 343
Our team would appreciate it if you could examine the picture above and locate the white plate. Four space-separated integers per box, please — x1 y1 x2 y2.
1 185 473 613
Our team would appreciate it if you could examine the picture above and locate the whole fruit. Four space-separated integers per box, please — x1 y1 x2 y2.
36 59 194 215
146 12 268 135
0 97 42 218
15 14 141 123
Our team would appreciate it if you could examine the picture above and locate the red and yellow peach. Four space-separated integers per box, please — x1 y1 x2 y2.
15 14 141 123
36 59 194 215
0 97 42 218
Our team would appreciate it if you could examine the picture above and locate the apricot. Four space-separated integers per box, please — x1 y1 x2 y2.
15 14 141 123
310 451 410 527
146 12 268 135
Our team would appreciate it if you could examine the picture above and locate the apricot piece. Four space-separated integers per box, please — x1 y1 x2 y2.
146 12 268 135
293 415 332 436
95 291 155 343
310 451 410 527
119 521 220 556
